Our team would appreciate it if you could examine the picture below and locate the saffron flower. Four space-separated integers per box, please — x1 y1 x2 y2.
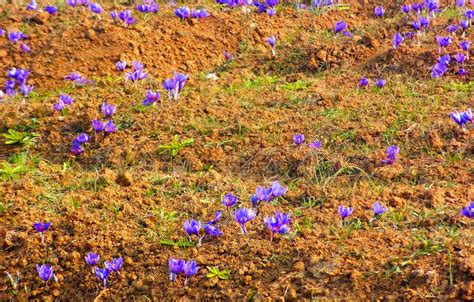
143 90 161 106
450 109 472 129
116 61 127 71
375 79 386 88
393 32 404 49
208 211 222 225
66 0 78 6
174 6 190 19
101 102 116 117
372 201 387 216
26 0 37 10
293 133 305 145
234 208 256 234
222 193 238 209
70 142 84 156
458 68 468 76
460 20 469 31
118 9 136 25
267 8 276 16
169 258 184 281
33 221 51 233
401 4 410 14
45 6 58 15
264 211 290 240
438 54 450 65
89 3 103 14
8 31 27 44
309 141 322 149
95 268 110 287
36 264 57 282
126 69 148 82
338 206 353 222
381 145 399 164
267 0 279 7
104 120 117 133
460 202 474 218
20 84 33 96
92 119 105 132
60 94 74 105
163 72 189 100
85 252 100 266
192 9 209 19
223 51 234 61
137 2 159 13
454 53 466 64
204 223 223 237
374 6 384 17
184 219 202 238
74 133 90 144
446 24 459 34
20 43 30 53
359 77 369 88
53 100 65 111
431 63 447 79
183 261 199 286
456 0 465 7
334 21 347 33
436 36 451 53
266 36 276 56
132 61 143 71
270 181 287 198
104 257 123 273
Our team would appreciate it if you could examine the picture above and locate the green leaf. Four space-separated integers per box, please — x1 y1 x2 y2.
206 266 231 280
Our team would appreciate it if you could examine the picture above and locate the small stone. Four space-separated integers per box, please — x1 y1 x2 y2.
116 171 133 187
293 261 305 272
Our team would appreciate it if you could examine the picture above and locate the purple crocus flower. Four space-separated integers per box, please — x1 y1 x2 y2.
163 78 178 100
401 4 410 14
95 268 110 287
208 211 222 225
309 141 322 149
460 20 469 31
458 68 468 76
450 109 472 129
223 51 234 61
116 61 127 71
104 120 117 133
454 53 466 64
372 201 387 216
338 206 353 222
36 264 57 282
65 72 82 81
66 0 78 7
60 94 74 105
132 61 143 71
174 6 190 19
266 0 279 7
374 6 384 17
92 119 105 132
0 29 4 36
375 79 386 88
126 70 148 82
266 8 276 16
45 6 58 15
266 36 276 56
53 100 65 111
110 10 119 20
359 77 369 88
184 219 202 241
89 3 103 14
8 32 27 44
222 193 238 208
234 208 256 234
419 17 429 29
334 21 347 33
264 211 290 239
393 32 404 49
460 202 474 218
456 0 465 7
79 0 90 5
192 9 209 19
20 43 30 53
183 261 199 286
85 252 100 266
74 133 90 144
431 63 448 79
101 102 116 117
460 41 471 52
270 181 287 198
465 10 474 19
174 72 189 91
381 145 399 164
26 0 37 10
104 257 123 273
118 10 136 25
436 36 451 52
293 133 305 145
446 24 459 35
411 20 422 31
70 142 84 156
20 84 33 96
255 186 273 202
143 90 161 106
169 258 184 281
204 223 223 236
33 222 51 243
438 54 451 65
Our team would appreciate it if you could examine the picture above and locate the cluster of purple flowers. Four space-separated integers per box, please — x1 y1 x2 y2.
264 211 290 240
333 21 353 37
53 94 74 112
252 181 287 208
125 61 149 82
136 1 159 14
65 72 93 86
183 211 223 246
70 133 90 156
163 72 189 100
461 202 474 218
338 201 388 224
110 9 136 26
65 0 91 7
169 258 199 286
6 30 30 53
25 0 58 15
89 2 103 15
93 102 117 134
85 252 123 287
143 90 161 106
431 40 470 79
450 108 472 130
174 6 210 19
292 133 322 149
358 77 386 89
3 68 34 98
